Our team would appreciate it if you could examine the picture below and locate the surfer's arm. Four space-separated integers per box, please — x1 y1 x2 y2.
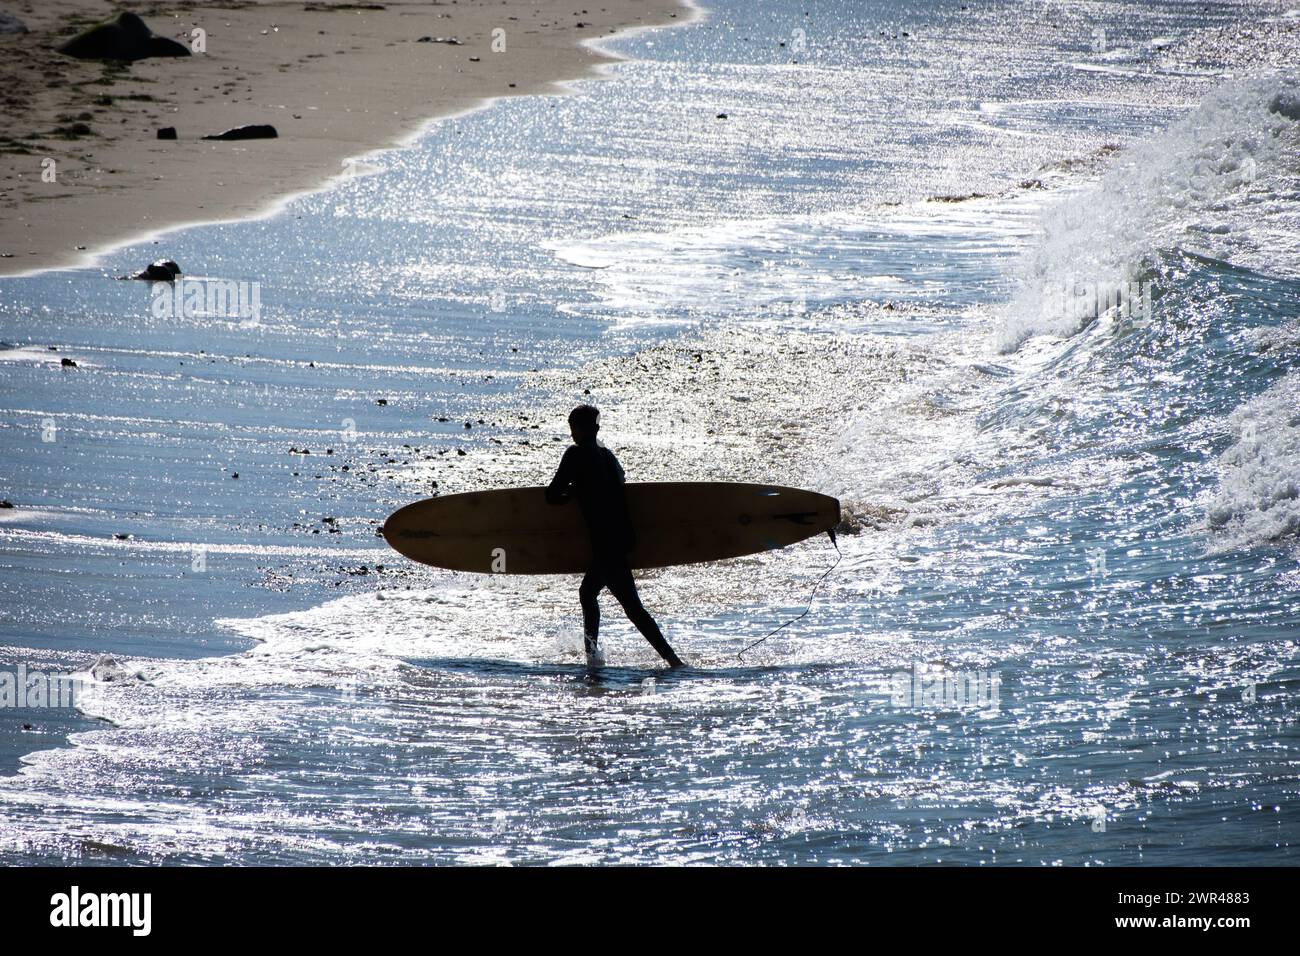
545 447 578 504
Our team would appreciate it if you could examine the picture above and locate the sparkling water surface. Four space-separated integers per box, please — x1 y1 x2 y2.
0 0 1297 864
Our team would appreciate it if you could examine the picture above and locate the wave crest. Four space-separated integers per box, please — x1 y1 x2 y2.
999 73 1300 352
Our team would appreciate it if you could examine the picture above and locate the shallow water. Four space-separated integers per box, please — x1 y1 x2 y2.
1 0 1297 864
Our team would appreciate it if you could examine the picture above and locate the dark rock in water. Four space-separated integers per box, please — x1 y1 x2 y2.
60 357 77 367
201 124 278 141
0 499 13 508
57 12 191 61
0 11 28 34
123 259 181 281
157 126 178 140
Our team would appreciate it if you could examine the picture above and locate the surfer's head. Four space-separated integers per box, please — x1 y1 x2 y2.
568 404 600 443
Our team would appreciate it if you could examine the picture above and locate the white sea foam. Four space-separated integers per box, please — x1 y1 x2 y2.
0 346 85 365
1204 370 1300 549
548 200 1038 324
998 74 1300 351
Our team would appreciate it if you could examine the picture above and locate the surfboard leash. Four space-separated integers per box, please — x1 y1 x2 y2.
737 529 841 660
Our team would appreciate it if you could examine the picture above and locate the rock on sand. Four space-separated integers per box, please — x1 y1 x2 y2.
57 12 190 62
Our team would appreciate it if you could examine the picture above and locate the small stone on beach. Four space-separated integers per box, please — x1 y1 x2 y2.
202 125 279 141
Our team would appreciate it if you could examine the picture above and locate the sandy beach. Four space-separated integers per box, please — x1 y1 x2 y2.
0 0 685 275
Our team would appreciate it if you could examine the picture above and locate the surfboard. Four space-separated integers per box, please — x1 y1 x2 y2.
381 482 841 575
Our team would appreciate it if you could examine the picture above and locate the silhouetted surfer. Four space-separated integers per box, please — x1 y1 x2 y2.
545 405 685 669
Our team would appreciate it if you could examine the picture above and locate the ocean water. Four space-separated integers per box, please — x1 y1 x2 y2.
0 0 1297 864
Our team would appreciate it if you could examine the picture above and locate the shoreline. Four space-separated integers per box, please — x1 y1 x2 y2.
0 0 693 277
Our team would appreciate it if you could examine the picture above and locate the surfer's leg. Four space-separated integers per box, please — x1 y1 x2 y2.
579 566 604 643
605 563 684 667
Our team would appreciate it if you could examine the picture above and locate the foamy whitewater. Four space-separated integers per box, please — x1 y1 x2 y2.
0 0 1297 864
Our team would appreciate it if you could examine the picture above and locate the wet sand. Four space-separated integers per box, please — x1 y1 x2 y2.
0 0 687 275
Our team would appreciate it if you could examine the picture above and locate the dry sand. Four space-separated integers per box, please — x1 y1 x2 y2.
0 0 687 275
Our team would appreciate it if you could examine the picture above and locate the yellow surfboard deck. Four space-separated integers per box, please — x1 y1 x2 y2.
382 482 841 574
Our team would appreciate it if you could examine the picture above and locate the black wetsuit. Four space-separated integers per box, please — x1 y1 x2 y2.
545 439 682 666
